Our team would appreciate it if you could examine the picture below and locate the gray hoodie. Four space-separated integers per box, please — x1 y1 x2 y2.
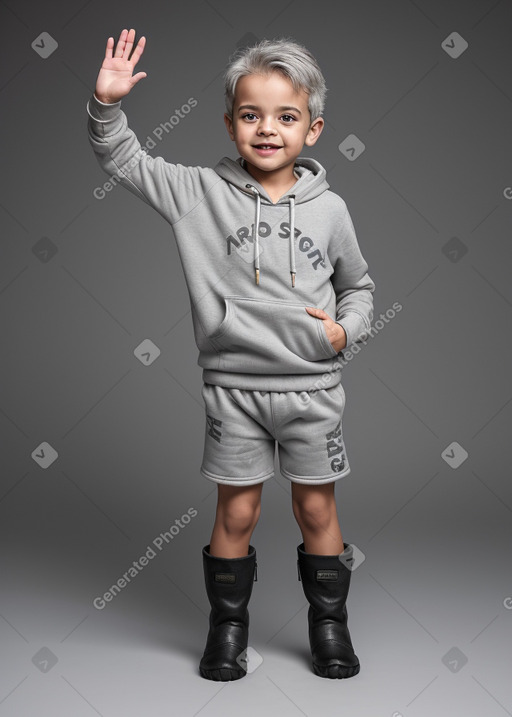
86 93 375 391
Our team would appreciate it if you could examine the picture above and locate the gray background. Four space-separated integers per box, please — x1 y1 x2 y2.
1 0 511 715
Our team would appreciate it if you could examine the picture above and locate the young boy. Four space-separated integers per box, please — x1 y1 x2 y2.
87 28 375 682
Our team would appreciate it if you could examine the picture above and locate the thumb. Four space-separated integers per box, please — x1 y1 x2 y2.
131 72 147 86
305 306 325 318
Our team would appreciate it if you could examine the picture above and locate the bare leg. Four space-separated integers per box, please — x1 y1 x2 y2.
209 483 263 558
291 482 344 555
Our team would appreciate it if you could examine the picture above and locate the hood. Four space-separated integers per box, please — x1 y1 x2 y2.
214 155 329 204
214 156 330 287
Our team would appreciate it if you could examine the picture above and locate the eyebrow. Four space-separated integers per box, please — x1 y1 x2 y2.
237 104 302 115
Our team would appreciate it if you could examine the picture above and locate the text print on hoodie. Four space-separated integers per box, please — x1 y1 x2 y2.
87 93 375 392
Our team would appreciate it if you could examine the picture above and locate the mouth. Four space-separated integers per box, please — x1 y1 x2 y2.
252 144 282 155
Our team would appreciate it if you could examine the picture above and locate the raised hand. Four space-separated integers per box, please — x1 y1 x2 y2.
94 28 147 104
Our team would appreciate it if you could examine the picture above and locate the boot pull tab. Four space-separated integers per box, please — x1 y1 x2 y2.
254 560 258 582
297 559 301 581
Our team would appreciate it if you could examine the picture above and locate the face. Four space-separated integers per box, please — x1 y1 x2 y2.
224 71 324 182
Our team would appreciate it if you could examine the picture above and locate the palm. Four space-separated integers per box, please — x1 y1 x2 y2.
95 28 147 103
96 58 136 98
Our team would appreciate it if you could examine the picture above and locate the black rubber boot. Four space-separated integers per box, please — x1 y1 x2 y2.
199 543 258 681
297 542 360 679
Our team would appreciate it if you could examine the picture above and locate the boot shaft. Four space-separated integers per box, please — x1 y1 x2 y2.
297 542 353 625
202 544 258 627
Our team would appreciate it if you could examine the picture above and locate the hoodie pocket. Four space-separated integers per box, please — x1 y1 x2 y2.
207 296 338 372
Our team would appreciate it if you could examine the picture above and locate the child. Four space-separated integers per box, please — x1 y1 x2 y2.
87 28 375 682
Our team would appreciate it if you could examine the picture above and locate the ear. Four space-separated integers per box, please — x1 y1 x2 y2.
304 116 324 147
224 113 236 141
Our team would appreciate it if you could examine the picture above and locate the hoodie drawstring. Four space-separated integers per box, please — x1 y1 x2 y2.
245 184 296 288
246 184 261 285
288 195 296 288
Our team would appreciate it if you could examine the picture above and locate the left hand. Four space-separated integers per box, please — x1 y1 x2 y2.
305 307 347 353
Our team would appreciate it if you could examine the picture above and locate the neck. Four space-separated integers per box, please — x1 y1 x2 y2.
243 160 298 196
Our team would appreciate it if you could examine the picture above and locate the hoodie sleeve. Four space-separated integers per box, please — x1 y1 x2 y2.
86 93 219 225
330 202 375 347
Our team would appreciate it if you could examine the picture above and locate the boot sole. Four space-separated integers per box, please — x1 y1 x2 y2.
199 665 247 681
313 662 360 679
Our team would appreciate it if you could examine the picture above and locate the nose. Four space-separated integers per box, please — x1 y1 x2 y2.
257 116 277 135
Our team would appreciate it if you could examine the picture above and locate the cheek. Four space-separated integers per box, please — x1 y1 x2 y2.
239 130 255 145
290 129 308 146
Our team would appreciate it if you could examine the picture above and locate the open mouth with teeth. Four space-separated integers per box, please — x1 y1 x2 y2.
252 144 283 152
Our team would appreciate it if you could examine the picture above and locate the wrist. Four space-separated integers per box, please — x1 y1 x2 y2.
94 92 115 104
336 322 347 350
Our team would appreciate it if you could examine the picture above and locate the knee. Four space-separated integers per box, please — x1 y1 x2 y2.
292 493 334 532
218 499 261 534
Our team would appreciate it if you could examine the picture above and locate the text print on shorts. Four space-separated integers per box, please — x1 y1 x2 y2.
206 414 222 443
326 418 346 473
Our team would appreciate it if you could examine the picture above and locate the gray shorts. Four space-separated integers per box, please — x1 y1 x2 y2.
200 382 351 486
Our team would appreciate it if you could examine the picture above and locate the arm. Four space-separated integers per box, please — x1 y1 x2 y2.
87 28 217 223
330 202 375 348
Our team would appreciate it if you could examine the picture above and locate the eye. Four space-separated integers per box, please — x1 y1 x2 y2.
241 112 257 121
281 114 296 123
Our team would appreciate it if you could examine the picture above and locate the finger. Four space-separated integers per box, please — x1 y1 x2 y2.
105 36 114 60
113 28 127 58
123 27 135 60
114 28 128 58
130 36 146 65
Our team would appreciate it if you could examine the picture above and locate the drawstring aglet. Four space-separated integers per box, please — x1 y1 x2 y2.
290 271 296 288
255 268 260 285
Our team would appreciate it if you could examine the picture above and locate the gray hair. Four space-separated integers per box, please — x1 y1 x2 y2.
224 37 327 122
